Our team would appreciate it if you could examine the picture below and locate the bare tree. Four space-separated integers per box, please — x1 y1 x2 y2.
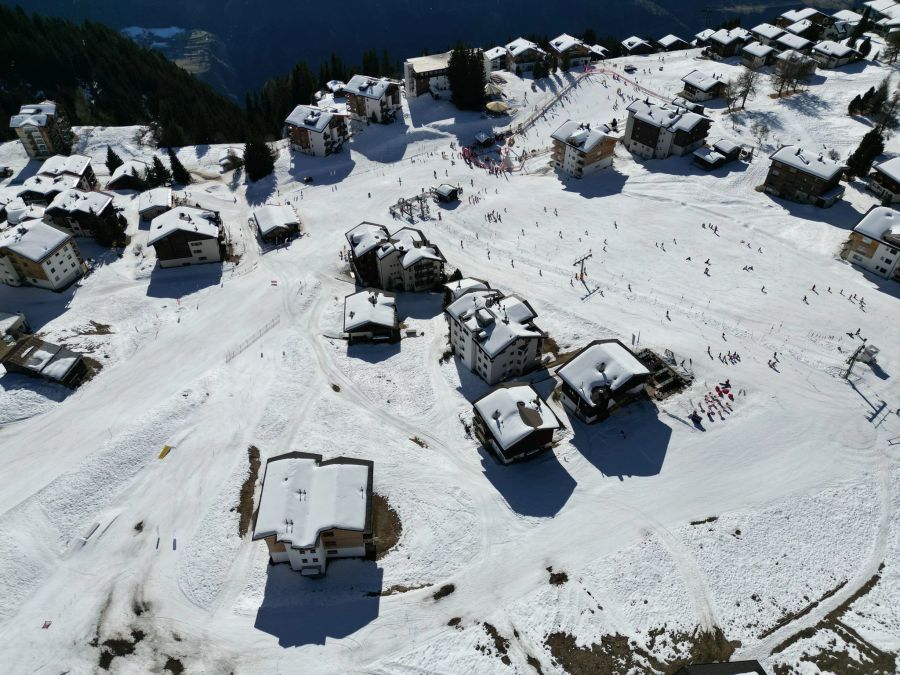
722 79 738 113
875 89 900 134
751 120 770 148
734 68 760 109
882 31 900 64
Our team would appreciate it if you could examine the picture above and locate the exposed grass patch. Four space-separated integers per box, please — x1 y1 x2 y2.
448 617 461 627
331 382 341 392
236 445 261 537
81 356 104 384
372 493 402 560
761 579 847 639
164 657 185 674
98 628 146 670
542 337 559 356
526 654 545 674
133 521 144 533
374 582 432 597
439 348 452 364
74 320 113 336
483 622 511 666
410 436 428 448
433 584 455 601
547 566 568 586
690 516 718 526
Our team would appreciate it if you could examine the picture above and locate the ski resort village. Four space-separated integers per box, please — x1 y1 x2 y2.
3 4 900 674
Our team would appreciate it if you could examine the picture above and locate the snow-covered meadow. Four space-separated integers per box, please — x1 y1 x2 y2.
0 45 899 673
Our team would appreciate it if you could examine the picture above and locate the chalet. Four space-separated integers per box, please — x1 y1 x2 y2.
621 36 654 55
36 155 96 190
548 33 593 69
657 34 690 51
484 46 508 72
431 183 462 202
693 138 742 170
841 206 900 281
444 287 544 385
623 99 711 160
252 204 300 244
16 174 81 206
0 220 87 290
741 41 776 69
811 40 860 68
252 452 374 577
750 23 785 45
505 38 546 74
148 206 225 268
785 18 818 40
0 311 29 340
707 28 751 57
588 44 608 61
44 189 117 238
868 157 900 202
344 222 445 291
473 383 561 464
343 75 402 124
137 187 174 222
764 145 844 207
777 7 834 39
694 29 716 47
670 97 705 115
403 51 453 98
0 197 44 226
775 32 813 53
557 339 650 424
8 101 70 159
679 70 727 102
343 288 399 344
550 120 617 177
0 335 87 388
107 159 151 190
831 9 862 38
284 105 350 157
774 49 817 74
443 276 492 306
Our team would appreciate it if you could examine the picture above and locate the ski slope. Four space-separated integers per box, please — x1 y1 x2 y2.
0 47 899 674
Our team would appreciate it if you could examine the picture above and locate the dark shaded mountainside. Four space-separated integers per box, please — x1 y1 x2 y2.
0 6 248 146
3 0 852 97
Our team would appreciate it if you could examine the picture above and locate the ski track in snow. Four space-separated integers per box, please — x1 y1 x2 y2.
0 45 899 673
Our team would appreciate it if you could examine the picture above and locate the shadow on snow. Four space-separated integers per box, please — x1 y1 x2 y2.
146 263 223 299
479 445 576 518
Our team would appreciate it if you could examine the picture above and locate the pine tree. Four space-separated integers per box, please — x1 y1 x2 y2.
858 36 872 59
867 78 889 115
849 94 863 115
105 145 123 174
447 45 486 111
846 128 884 177
244 137 276 182
167 147 191 185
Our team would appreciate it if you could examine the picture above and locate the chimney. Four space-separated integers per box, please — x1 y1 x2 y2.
368 292 378 306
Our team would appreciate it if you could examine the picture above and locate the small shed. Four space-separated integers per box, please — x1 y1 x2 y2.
1 335 87 388
432 184 462 203
344 289 399 344
252 204 300 244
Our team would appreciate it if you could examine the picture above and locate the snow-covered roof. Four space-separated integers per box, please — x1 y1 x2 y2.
770 145 842 180
752 23 784 40
695 28 716 41
775 48 815 64
0 312 26 336
344 75 394 100
484 46 507 60
626 99 708 133
137 187 173 214
776 32 812 50
376 228 445 269
0 220 71 263
346 222 390 257
253 205 299 236
326 80 346 93
551 120 615 153
588 44 608 56
693 147 726 165
148 206 220 246
622 36 651 50
558 341 649 405
873 156 900 183
853 206 900 241
444 277 492 301
681 69 721 92
38 154 91 178
253 453 372 550
404 51 452 74
714 139 741 155
285 105 339 133
445 290 543 358
813 40 857 57
781 7 820 22
46 189 112 216
9 102 57 128
786 19 814 35
18 173 80 198
433 183 459 198
834 9 864 21
4 337 81 382
549 33 585 53
344 289 397 332
109 159 150 185
506 37 544 57
474 384 560 450
743 41 776 58
709 28 750 46
3 198 44 225
866 0 897 14
658 34 688 48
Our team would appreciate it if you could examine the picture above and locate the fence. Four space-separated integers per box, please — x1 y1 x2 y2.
225 316 281 363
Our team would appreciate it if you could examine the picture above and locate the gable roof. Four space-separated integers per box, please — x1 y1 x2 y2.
137 187 173 214
781 7 820 22
346 221 390 257
148 206 220 245
622 36 651 50
751 22 784 40
0 220 71 263
285 105 341 133
375 227 445 268
626 99 708 133
9 101 57 129
658 34 688 48
557 340 649 405
770 145 842 180
776 32 812 50
681 69 722 92
38 154 91 178
549 33 586 53
786 18 814 34
343 75 395 100
853 205 900 242
46 189 112 216
108 159 150 185
252 204 300 236
474 383 561 450
873 156 900 183
506 37 545 57
484 46 507 60
0 335 82 382
344 288 397 332
813 40 857 57
445 289 543 358
551 120 616 153
252 452 373 550
742 41 776 58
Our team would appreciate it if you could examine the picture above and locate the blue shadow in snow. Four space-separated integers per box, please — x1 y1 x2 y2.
254 559 383 647
480 446 576 518
146 263 223 299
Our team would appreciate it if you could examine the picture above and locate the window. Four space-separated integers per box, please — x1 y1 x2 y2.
301 558 308 563
327 549 338 554
312 557 319 563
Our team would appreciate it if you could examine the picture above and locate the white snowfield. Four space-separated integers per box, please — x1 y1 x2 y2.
0 43 899 675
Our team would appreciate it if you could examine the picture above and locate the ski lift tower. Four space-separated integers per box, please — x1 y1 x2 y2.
573 251 593 279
